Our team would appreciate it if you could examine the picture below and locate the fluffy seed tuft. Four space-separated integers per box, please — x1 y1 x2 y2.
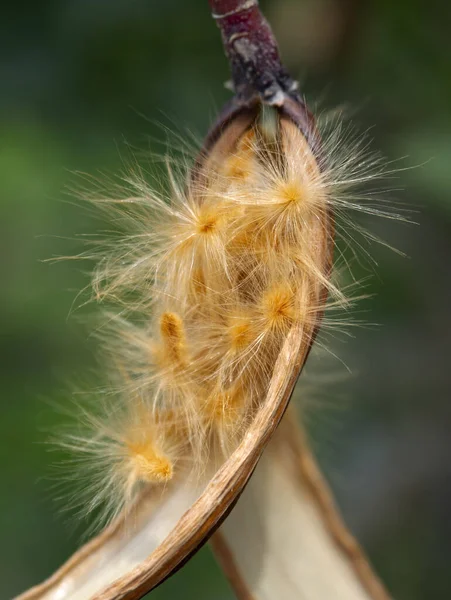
259 283 296 334
160 312 187 366
126 441 173 484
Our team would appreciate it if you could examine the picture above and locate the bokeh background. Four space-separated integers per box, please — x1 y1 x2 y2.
2 1 450 598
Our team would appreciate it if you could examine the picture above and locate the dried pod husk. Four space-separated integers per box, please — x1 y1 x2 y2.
17 91 392 600
15 101 333 600
212 408 391 600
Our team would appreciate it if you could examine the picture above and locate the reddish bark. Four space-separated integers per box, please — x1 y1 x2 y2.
208 0 298 105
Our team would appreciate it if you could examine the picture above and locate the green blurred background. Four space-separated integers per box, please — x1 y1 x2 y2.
2 0 450 598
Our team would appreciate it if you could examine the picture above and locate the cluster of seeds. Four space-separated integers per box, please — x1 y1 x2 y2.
68 108 337 525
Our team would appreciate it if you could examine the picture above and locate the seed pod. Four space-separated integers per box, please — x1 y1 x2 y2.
17 3 392 600
17 97 336 600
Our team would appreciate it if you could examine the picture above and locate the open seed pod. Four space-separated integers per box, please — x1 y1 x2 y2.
16 94 379 600
17 1 393 596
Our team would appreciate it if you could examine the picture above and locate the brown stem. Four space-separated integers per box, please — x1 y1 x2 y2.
208 0 299 105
